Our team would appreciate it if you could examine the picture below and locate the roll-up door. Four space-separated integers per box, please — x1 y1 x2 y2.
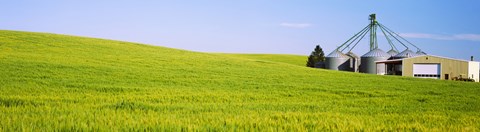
413 63 440 79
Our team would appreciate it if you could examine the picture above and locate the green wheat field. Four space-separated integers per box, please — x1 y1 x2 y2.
0 30 479 131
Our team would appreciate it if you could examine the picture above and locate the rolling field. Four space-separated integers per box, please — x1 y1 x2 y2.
219 53 307 67
0 30 480 131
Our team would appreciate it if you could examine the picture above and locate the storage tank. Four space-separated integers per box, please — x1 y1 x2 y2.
346 52 360 72
325 50 350 71
387 49 399 56
359 48 391 74
392 49 418 59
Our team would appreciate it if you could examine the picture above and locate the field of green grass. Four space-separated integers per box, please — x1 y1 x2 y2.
1 30 479 131
219 53 307 67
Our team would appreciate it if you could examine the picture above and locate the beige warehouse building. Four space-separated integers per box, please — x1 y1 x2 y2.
376 55 480 82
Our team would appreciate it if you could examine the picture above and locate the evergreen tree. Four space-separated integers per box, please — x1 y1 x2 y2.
306 45 325 68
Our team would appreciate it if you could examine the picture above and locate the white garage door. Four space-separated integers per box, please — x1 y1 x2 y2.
413 63 440 79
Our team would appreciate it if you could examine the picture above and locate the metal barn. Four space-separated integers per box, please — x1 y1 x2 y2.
376 55 480 82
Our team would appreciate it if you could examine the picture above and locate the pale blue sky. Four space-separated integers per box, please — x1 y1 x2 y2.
1 0 479 60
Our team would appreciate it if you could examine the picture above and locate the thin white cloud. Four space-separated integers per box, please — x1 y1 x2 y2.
452 34 480 41
279 22 312 28
400 33 480 41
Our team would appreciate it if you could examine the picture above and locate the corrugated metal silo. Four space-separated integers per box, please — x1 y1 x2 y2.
387 49 399 56
325 50 350 71
346 52 360 72
392 49 418 59
359 48 391 74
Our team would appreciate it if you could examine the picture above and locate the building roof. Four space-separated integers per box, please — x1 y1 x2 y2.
393 49 419 58
404 55 478 63
375 59 403 64
376 55 479 63
361 48 391 57
326 50 349 58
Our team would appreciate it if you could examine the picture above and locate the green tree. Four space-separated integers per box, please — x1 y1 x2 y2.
306 45 325 68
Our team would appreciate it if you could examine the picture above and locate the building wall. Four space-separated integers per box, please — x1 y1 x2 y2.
402 56 469 81
468 61 480 82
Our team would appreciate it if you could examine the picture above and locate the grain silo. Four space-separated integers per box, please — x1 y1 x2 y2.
346 51 360 72
387 49 399 56
322 14 426 75
392 49 418 59
359 48 391 74
325 50 350 71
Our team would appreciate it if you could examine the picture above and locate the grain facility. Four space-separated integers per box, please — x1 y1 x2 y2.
376 55 480 82
323 14 480 82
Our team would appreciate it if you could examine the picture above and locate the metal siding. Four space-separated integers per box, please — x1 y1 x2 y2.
325 57 350 71
403 56 469 80
360 56 390 74
325 50 351 71
359 49 391 74
468 61 480 82
346 52 360 72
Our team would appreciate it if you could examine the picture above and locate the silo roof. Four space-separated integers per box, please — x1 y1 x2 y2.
387 49 399 56
326 50 349 58
361 48 391 57
416 50 427 55
394 49 418 58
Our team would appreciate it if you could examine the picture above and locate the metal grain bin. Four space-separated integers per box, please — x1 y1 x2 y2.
387 49 399 56
392 49 418 59
359 48 391 74
325 50 350 71
346 52 360 72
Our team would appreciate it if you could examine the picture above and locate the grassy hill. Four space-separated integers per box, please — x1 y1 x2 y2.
219 53 307 67
0 30 479 131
